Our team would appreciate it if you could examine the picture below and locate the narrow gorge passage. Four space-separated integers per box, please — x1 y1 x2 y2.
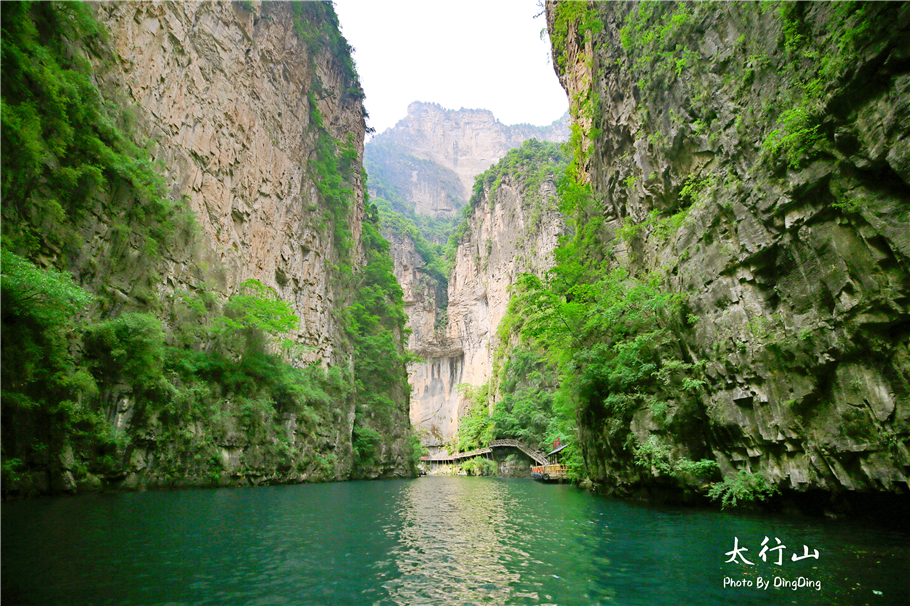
2 1 909 605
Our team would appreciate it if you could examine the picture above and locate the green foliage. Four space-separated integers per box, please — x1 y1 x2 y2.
632 435 718 486
165 280 344 423
1 1 182 262
1 457 24 486
1 250 97 414
1 249 94 326
708 470 779 508
455 383 494 452
649 208 689 244
0 3 191 489
84 313 166 397
762 1 878 170
619 2 697 97
678 174 713 207
460 457 497 477
285 1 362 99
408 435 429 469
499 149 705 482
352 424 382 468
213 279 298 354
489 348 559 453
1 252 110 487
550 2 603 69
485 140 567 212
346 214 411 474
762 105 824 170
514 265 686 412
309 117 357 260
278 0 414 477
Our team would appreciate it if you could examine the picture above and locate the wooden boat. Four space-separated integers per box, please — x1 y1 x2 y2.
530 463 568 481
531 442 569 481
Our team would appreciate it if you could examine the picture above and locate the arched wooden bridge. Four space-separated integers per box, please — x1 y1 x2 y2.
421 439 550 465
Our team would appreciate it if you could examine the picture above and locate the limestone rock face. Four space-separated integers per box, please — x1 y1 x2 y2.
387 232 448 353
53 0 414 488
409 176 567 446
97 0 364 365
369 105 569 448
366 102 569 218
547 1 910 498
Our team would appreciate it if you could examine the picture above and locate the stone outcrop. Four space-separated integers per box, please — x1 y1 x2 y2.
366 102 569 219
387 232 449 354
547 1 910 502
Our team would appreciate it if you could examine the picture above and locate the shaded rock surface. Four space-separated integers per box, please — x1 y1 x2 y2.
547 1 910 502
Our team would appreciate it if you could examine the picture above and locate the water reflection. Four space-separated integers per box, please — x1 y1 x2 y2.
2 478 908 606
384 477 520 604
381 478 622 605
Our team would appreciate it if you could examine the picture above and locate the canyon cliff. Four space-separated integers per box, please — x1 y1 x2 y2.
97 0 363 365
364 104 569 450
545 1 910 509
1 1 413 496
408 143 568 447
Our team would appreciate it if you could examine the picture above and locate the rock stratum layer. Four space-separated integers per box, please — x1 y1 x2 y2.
548 1 910 505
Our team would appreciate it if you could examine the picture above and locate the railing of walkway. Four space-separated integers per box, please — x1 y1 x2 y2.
422 446 492 463
488 439 549 465
421 439 549 465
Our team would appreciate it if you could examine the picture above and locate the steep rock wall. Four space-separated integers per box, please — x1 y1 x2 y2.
409 163 567 446
97 0 363 363
94 0 369 487
388 232 448 353
548 1 910 503
1 1 413 496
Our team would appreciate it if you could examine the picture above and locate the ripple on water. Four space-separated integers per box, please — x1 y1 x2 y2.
2 478 908 606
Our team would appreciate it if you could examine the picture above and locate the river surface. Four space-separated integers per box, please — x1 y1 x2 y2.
2 477 907 606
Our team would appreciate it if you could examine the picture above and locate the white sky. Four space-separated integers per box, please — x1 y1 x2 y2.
332 0 569 137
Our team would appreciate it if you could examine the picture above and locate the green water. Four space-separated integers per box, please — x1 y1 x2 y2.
2 477 907 605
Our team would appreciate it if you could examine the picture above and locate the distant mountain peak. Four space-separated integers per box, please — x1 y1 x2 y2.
367 102 569 219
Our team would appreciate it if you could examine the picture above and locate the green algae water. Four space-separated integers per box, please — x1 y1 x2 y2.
2 477 907 606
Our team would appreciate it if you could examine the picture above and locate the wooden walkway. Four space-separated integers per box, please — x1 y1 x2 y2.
422 446 492 463
488 439 550 465
421 439 550 465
